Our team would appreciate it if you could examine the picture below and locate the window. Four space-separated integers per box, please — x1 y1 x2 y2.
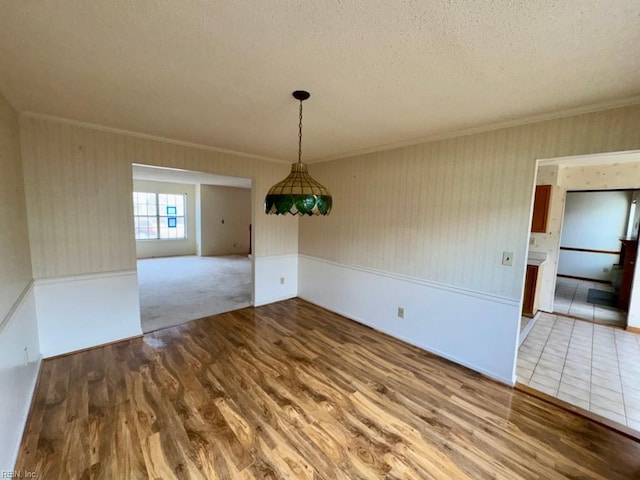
133 192 186 240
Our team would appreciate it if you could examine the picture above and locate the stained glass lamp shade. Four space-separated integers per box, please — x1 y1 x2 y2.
264 163 332 215
264 90 332 216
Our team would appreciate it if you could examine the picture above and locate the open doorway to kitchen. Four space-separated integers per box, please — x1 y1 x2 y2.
517 150 640 435
553 189 639 328
132 164 253 333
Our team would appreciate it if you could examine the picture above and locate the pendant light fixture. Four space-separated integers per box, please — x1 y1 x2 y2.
264 90 332 216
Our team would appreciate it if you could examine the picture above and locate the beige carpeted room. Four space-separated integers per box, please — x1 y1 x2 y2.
132 165 253 332
137 255 252 332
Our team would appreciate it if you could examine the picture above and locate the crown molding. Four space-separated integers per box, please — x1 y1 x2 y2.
19 95 640 167
311 96 640 164
19 112 290 165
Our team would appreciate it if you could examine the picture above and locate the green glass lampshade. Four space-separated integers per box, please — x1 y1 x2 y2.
264 163 332 216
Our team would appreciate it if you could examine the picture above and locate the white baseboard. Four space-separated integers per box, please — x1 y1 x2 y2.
254 254 298 306
34 270 143 358
298 255 520 385
0 282 42 472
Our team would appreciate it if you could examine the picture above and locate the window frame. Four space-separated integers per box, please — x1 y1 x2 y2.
133 191 187 241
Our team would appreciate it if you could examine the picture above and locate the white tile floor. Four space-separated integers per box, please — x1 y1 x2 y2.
554 276 626 327
517 313 640 431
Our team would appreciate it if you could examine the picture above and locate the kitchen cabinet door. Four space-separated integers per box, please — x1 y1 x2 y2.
531 185 551 233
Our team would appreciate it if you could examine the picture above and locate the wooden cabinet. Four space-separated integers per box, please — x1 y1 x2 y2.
531 185 551 233
618 239 638 311
522 264 539 317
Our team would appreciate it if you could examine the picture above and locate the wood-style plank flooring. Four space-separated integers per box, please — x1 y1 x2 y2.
16 299 640 479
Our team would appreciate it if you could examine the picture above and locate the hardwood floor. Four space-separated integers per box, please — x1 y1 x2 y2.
16 299 640 479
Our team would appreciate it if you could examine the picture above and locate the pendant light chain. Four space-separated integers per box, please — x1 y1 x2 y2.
298 99 303 164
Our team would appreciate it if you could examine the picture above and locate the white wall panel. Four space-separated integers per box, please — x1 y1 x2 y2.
0 284 41 474
558 250 620 282
254 255 298 306
299 255 520 384
299 105 640 379
34 271 143 358
627 257 640 329
0 90 39 473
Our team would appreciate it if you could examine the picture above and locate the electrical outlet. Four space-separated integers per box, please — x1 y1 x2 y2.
529 237 536 247
502 252 514 266
603 267 609 273
280 277 285 285
24 347 29 365
397 307 405 319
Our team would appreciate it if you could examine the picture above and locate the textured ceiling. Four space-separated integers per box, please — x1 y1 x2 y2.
1 1 639 163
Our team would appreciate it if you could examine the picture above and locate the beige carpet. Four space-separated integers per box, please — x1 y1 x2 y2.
137 254 252 332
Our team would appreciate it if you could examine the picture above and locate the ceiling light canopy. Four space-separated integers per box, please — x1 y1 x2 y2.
264 91 332 216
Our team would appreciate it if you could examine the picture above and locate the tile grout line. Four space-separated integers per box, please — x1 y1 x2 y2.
543 315 564 396
566 283 576 316
615 331 631 427
521 315 556 384
591 327 624 423
529 315 557 391
557 317 576 401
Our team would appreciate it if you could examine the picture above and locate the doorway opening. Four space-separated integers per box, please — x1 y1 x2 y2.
553 188 639 328
516 150 640 434
132 164 253 333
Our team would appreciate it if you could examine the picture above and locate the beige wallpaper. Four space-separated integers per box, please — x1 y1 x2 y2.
300 105 640 299
560 162 640 190
0 91 32 324
19 117 297 279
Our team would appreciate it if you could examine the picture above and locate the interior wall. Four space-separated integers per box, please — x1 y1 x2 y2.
13 103 640 386
0 93 32 322
0 91 41 473
133 179 197 258
299 104 640 383
20 116 297 279
200 185 251 256
557 190 631 281
303 106 640 298
19 115 298 357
